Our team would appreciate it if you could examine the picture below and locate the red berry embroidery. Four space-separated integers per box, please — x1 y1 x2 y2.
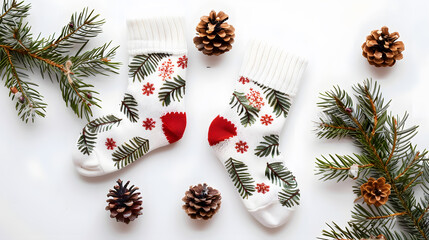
158 58 174 81
142 118 156 130
246 88 265 110
142 82 155 96
105 138 117 150
238 76 250 84
235 140 249 153
256 183 270 194
177 55 188 69
260 114 273 125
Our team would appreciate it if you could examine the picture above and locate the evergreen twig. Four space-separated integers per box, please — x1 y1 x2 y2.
316 79 429 240
0 0 120 122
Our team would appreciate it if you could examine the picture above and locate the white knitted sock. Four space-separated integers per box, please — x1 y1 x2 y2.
73 16 187 177
207 40 307 228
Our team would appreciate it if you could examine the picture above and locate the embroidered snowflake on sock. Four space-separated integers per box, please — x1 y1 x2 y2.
105 138 117 150
256 183 270 194
142 82 155 96
143 118 156 130
261 114 273 125
238 76 250 84
177 55 188 69
158 58 174 81
246 88 264 110
235 140 249 153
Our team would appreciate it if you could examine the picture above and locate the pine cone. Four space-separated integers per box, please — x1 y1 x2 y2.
363 235 386 240
105 179 143 224
340 234 386 240
193 10 235 56
362 26 404 67
361 177 391 207
182 183 221 220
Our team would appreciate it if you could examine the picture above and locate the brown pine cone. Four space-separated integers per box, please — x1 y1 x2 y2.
193 10 235 56
363 235 387 240
105 179 143 224
182 183 221 220
361 177 391 207
362 26 404 67
340 235 386 240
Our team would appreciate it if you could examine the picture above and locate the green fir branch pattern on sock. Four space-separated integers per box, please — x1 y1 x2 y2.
254 135 280 157
120 93 139 123
77 114 122 155
265 162 300 207
112 136 149 169
253 82 291 118
265 162 297 188
77 127 96 156
86 115 122 132
129 53 171 82
158 75 186 106
278 188 300 208
230 91 260 127
225 158 255 199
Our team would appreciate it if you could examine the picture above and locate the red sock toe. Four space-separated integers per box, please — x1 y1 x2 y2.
208 115 237 146
161 112 187 144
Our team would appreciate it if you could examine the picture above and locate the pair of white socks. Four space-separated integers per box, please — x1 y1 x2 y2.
73 16 307 228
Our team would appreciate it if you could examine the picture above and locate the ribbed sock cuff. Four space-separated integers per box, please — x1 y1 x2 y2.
127 16 187 55
239 40 307 96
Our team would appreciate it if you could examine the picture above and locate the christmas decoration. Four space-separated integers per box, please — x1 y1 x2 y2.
235 140 249 153
255 183 270 194
182 183 221 220
105 179 143 224
0 0 119 122
74 17 187 177
193 10 235 56
207 40 306 228
316 79 429 239
105 138 117 150
361 177 391 207
361 26 404 67
339 234 386 240
142 118 156 130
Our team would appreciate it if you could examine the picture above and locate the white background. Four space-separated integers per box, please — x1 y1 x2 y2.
1 0 429 239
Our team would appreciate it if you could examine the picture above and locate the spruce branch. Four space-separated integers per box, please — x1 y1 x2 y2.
315 79 429 240
0 1 120 122
37 7 104 53
0 1 29 25
319 222 418 240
